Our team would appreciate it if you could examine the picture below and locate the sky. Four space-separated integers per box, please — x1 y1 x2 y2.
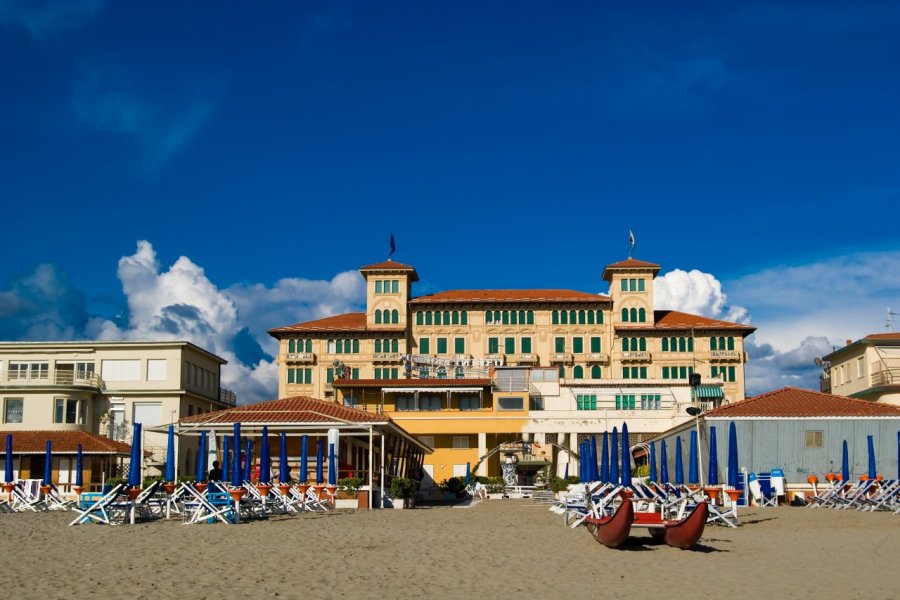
2 1 899 403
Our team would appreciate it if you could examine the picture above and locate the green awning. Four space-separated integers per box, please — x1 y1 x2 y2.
694 385 724 399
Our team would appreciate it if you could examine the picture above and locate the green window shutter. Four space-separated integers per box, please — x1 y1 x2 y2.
559 366 565 378
391 368 398 379
573 366 583 379
375 340 382 352
621 338 628 351
639 308 646 322
326 369 334 383
727 337 735 351
287 369 295 384
336 339 343 354
615 395 622 409
392 280 399 293
288 339 295 353
352 368 359 379
560 310 568 325
375 368 381 379
502 311 509 325
578 310 586 324
688 337 694 352
425 312 432 325
521 337 532 353
623 368 630 379
640 367 647 379
576 395 583 410
455 338 465 353
505 337 515 354
638 279 645 291
662 338 668 351
392 339 398 352
375 281 382 294
375 311 382 325
305 369 312 384
555 337 565 352
639 338 646 351
569 310 576 324
728 366 736 382
590 337 600 353
678 338 686 352
587 311 594 325
488 338 498 353
461 311 468 325
437 338 447 354
485 311 492 324
710 337 716 350
527 311 534 324
591 365 601 378
621 279 628 291
621 308 629 322
662 367 669 379
573 337 583 353
452 311 459 325
392 309 399 324
443 311 450 324
510 311 518 325
416 312 423 325
353 339 359 353
420 338 430 354
597 311 603 324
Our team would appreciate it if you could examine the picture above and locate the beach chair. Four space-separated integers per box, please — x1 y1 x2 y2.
834 479 877 510
858 480 900 512
748 473 778 507
181 484 235 525
771 468 786 504
11 480 43 512
566 484 622 529
69 484 125 525
44 483 75 511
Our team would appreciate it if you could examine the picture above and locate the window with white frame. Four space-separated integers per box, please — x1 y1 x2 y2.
857 357 866 378
147 359 167 381
101 359 140 382
3 398 23 423
54 398 82 424
452 435 470 449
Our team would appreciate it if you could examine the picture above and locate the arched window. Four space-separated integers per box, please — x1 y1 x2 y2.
391 339 398 352
526 310 534 324
578 310 586 324
573 366 584 379
519 310 526 324
561 310 568 325
443 310 450 325
621 308 629 322
569 310 577 324
597 310 604 324
719 336 726 350
461 311 468 325
352 339 359 353
288 339 295 353
710 336 717 350
435 311 442 325
662 338 669 351
587 311 594 325
630 338 638 351
639 338 646 351
375 340 382 353
510 310 517 325
727 337 735 350
688 337 694 352
552 310 559 324
484 311 492 324
638 308 646 322
452 311 459 325
502 310 509 325
493 310 500 324
621 338 628 351
416 312 423 325
591 365 601 378
678 337 686 352
630 308 638 322
425 311 433 325
392 309 399 324
374 310 382 324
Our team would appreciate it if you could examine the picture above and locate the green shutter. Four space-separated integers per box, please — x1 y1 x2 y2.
521 337 532 353
461 311 468 325
420 338 430 354
555 337 565 352
505 337 515 354
375 281 382 294
573 337 583 353
591 337 600 352
287 369 295 384
488 338 498 353
437 338 447 354
455 337 465 353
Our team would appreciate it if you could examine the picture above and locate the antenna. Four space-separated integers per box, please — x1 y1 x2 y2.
888 307 898 332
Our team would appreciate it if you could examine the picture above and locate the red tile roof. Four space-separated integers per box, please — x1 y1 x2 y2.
269 313 368 334
0 431 132 455
705 387 900 418
614 310 756 333
863 333 900 341
179 396 390 425
602 258 661 280
410 290 611 304
359 259 419 282
335 378 491 388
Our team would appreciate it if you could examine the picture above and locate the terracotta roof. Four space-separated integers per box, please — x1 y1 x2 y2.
862 333 900 341
0 431 132 455
602 258 661 280
410 290 611 304
269 313 368 334
334 378 491 388
179 396 390 425
359 259 419 282
614 310 755 333
705 387 900 418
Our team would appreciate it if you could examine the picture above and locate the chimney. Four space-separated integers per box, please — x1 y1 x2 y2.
846 339 852 346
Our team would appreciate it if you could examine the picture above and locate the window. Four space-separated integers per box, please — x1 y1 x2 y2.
497 396 524 410
396 396 415 411
573 366 584 379
8 362 49 381
487 337 499 354
419 338 430 354
436 338 447 354
573 337 583 354
638 279 645 292
425 311 432 325
621 279 628 291
640 394 661 410
454 338 466 354
591 365 602 378
146 359 166 381
460 311 468 325
392 280 399 293
521 337 532 353
638 308 646 322
504 337 515 354
576 394 598 410
419 435 435 448
621 308 629 322
452 435 470 449
459 394 481 411
101 360 140 382
3 398 23 423
416 311 423 325
526 310 534 324
615 394 636 410
552 310 559 324
555 337 565 352
375 280 382 294
54 398 82 424
857 357 866 378
805 430 824 448
420 393 442 411
590 337 601 353
485 310 492 324
326 368 334 383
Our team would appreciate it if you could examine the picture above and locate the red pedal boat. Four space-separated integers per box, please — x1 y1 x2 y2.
633 501 709 549
583 498 634 548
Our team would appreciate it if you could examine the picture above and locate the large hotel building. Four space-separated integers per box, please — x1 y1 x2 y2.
269 257 755 490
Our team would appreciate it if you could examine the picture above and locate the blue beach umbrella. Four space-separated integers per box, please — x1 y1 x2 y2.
280 432 289 483
590 435 599 482
316 438 324 484
259 427 271 484
299 434 309 483
649 441 657 483
867 435 876 479
708 426 719 486
4 434 13 484
465 462 470 486
660 439 669 484
579 442 586 481
610 427 619 484
841 440 849 482
727 422 739 488
243 439 253 482
127 423 142 488
328 442 337 486
897 432 899 481
164 424 175 482
231 422 242 487
620 422 632 487
600 431 609 483
221 436 230 481
564 462 569 480
75 444 83 488
43 440 53 486
196 432 207 482
675 436 684 485
688 430 699 485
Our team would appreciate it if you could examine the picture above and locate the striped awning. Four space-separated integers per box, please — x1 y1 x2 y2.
694 385 724 399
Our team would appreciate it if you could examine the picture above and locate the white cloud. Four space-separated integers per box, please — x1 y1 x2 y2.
654 268 749 323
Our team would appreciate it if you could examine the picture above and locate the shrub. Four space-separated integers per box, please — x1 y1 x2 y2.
390 477 418 499
446 477 465 494
549 476 581 493
484 476 506 494
338 477 364 496
633 464 650 478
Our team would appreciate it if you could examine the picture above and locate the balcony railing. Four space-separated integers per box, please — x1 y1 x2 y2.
373 353 402 361
586 353 609 364
511 353 537 364
621 351 651 361
484 353 505 362
871 367 900 387
710 350 741 361
550 353 573 364
219 388 237 406
3 371 104 389
283 352 315 364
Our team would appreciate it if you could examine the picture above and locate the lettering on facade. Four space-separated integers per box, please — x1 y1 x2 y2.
403 354 505 368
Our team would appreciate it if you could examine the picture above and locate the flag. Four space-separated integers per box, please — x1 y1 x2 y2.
628 230 635 257
389 233 396 257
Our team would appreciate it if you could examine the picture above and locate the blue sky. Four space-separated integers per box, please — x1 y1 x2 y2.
2 1 899 402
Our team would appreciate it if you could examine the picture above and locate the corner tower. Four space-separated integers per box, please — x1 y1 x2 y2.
602 258 660 328
359 259 419 330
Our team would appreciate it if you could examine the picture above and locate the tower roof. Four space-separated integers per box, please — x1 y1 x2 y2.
359 259 419 282
601 258 661 281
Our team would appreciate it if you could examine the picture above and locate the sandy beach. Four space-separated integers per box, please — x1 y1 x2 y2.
1 501 898 600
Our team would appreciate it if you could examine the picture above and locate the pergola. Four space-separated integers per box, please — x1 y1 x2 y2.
146 396 431 508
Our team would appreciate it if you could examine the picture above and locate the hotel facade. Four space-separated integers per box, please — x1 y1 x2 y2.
269 257 755 490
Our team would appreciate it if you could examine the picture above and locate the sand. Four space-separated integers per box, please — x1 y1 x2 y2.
1 501 898 599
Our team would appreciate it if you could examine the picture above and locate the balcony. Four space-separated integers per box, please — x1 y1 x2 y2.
453 353 471 361
219 388 237 406
373 353 402 362
485 353 505 362
586 353 609 364
621 351 651 361
511 353 537 364
283 352 315 364
872 367 900 387
3 371 104 390
710 350 741 361
550 353 573 364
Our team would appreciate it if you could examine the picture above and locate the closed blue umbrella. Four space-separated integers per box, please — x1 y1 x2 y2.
727 422 739 488
196 432 207 482
867 435 876 479
316 438 324 484
164 424 175 482
43 440 53 486
600 431 609 483
649 441 657 483
299 434 309 483
259 427 271 484
465 462 470 486
5 434 13 484
243 439 253 483
75 444 83 488
328 442 337 486
620 422 632 487
127 423 142 488
222 436 230 481
578 442 586 481
590 435 599 482
841 440 849 482
708 426 719 485
279 432 289 483
610 427 619 484
660 439 669 484
231 422 242 487
688 430 699 485
897 432 899 481
675 436 684 485
564 462 569 480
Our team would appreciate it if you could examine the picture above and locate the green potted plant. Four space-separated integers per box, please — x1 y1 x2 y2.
390 477 418 509
335 477 364 509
